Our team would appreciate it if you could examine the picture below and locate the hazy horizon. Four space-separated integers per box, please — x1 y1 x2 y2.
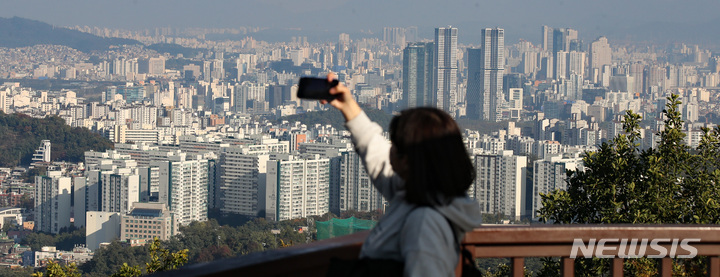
3 0 720 46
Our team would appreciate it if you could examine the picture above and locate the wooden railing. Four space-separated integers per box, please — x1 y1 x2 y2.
461 225 720 277
151 225 720 277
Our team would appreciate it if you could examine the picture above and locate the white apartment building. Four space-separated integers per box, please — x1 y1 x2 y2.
100 168 140 214
265 154 330 221
533 140 561 159
32 140 52 164
152 153 209 225
470 150 528 220
506 135 535 156
35 171 72 234
532 153 584 219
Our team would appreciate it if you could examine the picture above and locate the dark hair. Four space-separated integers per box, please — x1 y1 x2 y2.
389 107 475 206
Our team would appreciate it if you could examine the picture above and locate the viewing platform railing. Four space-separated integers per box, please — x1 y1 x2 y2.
152 225 720 277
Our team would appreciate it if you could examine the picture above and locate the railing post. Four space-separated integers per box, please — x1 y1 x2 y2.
707 257 720 277
611 258 623 277
561 257 574 277
659 258 672 277
456 245 476 277
511 257 524 277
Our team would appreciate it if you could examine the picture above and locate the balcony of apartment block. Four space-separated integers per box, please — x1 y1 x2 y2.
152 224 720 277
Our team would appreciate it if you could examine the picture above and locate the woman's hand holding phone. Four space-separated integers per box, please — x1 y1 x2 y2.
322 73 362 122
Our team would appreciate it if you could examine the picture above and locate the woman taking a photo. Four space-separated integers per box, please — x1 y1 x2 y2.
322 74 483 277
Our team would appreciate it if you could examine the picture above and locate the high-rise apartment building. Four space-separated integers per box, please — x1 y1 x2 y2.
236 54 257 79
203 61 212 82
211 59 224 81
568 51 586 78
265 154 330 221
552 28 578 54
434 27 458 112
541 26 553 52
467 48 483 120
383 27 407 47
589 37 612 83
100 168 140 215
152 153 209 226
470 150 528 219
337 151 385 213
467 28 505 121
402 42 435 108
35 172 72 234
219 147 270 216
532 154 583 218
555 51 568 79
147 57 165 75
554 50 586 93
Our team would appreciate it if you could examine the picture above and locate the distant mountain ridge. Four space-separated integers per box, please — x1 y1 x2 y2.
0 17 141 52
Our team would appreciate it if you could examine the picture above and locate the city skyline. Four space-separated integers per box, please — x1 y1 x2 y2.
3 1 720 46
2 2 720 273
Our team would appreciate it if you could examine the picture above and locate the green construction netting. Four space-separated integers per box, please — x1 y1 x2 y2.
316 217 376 240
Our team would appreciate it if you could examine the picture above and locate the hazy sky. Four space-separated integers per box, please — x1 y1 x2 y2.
2 0 720 45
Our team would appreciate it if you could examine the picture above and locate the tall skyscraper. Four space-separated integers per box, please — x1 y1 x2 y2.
383 27 407 47
466 49 483 120
555 51 568 79
567 51 586 77
589 37 612 83
434 27 458 112
552 28 578 54
541 26 553 52
402 42 435 108
467 28 505 121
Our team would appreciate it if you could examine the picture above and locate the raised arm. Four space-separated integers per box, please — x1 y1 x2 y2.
322 73 403 199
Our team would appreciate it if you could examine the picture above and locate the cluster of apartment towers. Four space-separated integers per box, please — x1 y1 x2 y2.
403 27 590 121
32 133 382 250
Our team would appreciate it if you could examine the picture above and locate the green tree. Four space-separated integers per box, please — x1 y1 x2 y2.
145 238 189 274
79 241 150 276
33 260 81 277
0 111 113 167
22 232 55 251
0 267 34 277
110 263 142 277
537 94 719 275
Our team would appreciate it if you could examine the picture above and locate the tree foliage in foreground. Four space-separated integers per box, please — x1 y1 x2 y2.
538 94 719 275
32 260 81 277
34 238 186 277
79 217 311 276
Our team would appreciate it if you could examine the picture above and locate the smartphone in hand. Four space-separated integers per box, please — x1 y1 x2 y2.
297 77 340 101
